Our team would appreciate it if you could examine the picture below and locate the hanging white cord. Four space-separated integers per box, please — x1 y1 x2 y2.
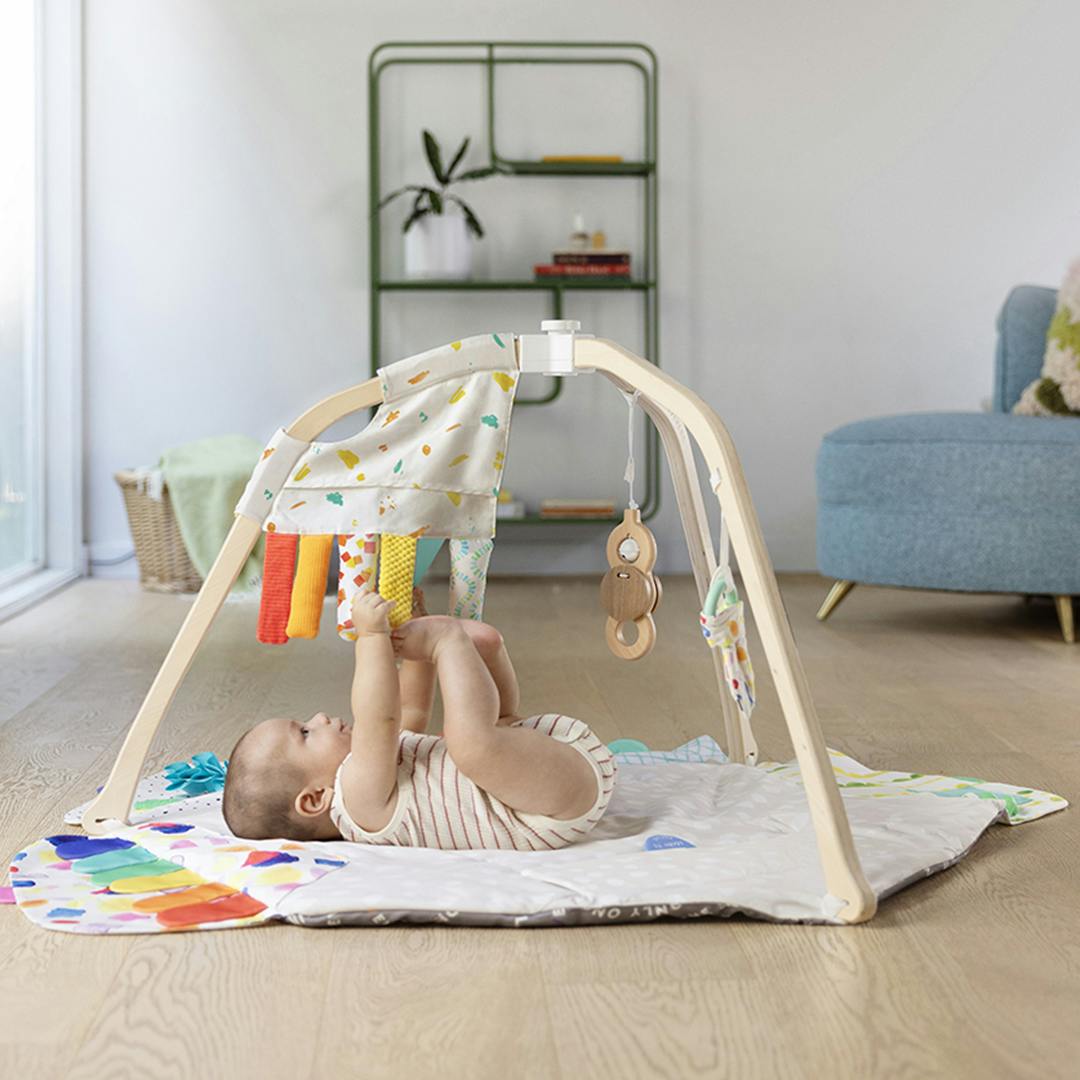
718 514 730 573
707 465 731 570
621 389 641 509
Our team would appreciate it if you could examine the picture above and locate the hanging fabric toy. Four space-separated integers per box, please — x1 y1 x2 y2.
239 333 519 645
378 533 419 629
699 562 756 722
449 537 495 620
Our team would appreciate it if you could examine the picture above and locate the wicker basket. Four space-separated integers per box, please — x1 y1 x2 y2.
115 470 203 593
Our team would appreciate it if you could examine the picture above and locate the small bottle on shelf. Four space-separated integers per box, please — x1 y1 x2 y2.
570 212 589 251
591 228 606 249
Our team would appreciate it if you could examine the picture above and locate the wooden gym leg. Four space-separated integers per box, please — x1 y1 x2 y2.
817 580 856 622
579 337 876 923
81 515 263 834
1054 595 1075 644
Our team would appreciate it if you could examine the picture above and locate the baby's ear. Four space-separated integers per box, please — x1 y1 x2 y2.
295 784 332 819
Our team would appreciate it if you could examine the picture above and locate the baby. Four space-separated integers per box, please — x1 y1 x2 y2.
222 590 616 850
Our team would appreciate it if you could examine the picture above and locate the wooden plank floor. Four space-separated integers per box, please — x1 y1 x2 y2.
0 576 1077 1079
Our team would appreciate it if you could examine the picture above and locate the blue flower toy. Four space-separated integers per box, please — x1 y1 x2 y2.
163 752 228 796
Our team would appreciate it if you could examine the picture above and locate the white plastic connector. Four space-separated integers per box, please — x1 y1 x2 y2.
517 319 593 376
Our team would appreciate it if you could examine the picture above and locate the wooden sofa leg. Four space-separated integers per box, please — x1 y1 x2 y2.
817 579 856 622
1054 595 1075 643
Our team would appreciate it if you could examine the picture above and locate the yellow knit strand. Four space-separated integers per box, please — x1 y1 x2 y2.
378 534 417 628
286 534 333 639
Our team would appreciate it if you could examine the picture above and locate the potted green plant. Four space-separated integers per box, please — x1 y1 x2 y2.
376 130 499 280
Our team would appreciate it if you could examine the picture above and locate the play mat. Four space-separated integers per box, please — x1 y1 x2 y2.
2 739 1066 932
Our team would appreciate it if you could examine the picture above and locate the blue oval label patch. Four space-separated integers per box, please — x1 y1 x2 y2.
644 834 695 851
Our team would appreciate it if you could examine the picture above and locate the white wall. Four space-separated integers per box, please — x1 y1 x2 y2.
83 0 1080 576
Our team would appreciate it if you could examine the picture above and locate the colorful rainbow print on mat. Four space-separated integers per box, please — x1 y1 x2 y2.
5 823 344 934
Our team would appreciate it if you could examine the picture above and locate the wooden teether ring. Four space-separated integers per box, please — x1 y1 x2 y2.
605 612 656 660
601 508 661 661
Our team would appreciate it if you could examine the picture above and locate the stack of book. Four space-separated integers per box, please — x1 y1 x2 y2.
539 498 617 520
534 249 632 281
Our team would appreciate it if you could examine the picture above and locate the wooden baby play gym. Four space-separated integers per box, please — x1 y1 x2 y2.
80 321 879 924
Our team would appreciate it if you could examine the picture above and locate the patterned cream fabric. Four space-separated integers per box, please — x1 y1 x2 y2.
448 537 494 620
261 333 518 538
335 533 377 642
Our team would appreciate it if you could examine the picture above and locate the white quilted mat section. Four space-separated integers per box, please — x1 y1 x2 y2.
277 758 1004 924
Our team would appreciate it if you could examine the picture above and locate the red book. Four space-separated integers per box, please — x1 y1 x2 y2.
533 264 631 276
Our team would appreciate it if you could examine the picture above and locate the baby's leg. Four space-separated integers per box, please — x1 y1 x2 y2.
417 623 596 820
458 619 520 722
394 616 520 722
398 660 435 733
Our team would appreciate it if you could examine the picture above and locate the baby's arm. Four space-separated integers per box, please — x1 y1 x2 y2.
338 592 403 830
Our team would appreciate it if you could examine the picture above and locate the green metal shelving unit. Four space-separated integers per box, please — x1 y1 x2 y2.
367 41 659 523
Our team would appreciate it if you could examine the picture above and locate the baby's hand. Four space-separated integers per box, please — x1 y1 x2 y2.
351 590 395 635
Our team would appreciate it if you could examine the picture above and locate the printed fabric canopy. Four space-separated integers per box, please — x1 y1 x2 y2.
235 333 518 540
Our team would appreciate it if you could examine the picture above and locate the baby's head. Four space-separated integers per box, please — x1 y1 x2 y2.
222 712 351 840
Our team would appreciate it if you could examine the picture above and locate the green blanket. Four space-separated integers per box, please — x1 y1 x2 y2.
160 435 265 593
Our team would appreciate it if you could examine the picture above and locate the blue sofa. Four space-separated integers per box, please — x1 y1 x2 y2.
815 285 1079 642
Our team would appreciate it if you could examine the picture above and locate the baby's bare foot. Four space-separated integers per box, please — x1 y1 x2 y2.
391 615 463 662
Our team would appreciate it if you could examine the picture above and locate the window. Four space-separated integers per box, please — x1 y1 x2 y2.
0 1 83 621
0 1 42 589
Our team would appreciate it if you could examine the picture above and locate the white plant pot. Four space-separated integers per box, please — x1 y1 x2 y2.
404 210 474 280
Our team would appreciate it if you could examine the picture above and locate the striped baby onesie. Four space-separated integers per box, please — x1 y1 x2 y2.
329 714 616 851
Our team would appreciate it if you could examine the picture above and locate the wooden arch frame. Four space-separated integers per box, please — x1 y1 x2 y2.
81 337 877 924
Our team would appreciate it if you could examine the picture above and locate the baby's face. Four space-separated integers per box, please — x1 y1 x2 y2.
246 712 352 788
